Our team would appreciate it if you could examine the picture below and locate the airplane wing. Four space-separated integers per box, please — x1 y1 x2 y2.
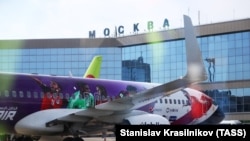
45 108 114 127
15 108 115 136
95 77 197 111
190 79 250 91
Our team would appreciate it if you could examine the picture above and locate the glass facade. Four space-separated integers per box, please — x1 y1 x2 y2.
122 31 250 113
0 31 250 113
0 47 122 80
122 57 151 82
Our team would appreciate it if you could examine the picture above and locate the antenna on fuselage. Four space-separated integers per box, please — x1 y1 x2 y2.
69 71 73 77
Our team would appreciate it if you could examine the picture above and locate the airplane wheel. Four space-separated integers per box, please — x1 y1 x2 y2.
62 137 83 141
73 137 83 141
24 137 33 141
15 136 33 141
63 137 74 141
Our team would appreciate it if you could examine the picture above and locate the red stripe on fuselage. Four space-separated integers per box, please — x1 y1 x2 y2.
171 91 213 125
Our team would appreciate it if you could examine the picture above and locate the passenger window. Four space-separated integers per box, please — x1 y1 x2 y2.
71 94 75 99
79 94 83 99
33 92 38 98
27 91 31 98
19 91 24 98
169 99 172 104
178 99 181 104
182 100 185 105
159 99 163 103
12 91 17 98
65 93 69 100
4 90 9 97
173 99 176 104
59 93 63 99
46 93 52 98
165 99 168 104
40 92 44 98
53 93 58 98
112 96 116 101
106 96 111 101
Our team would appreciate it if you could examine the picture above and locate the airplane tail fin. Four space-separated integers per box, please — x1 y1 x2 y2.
83 56 102 78
183 15 207 83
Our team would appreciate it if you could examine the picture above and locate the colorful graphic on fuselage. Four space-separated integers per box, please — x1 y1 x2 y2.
0 72 223 130
0 73 146 132
174 88 213 124
30 76 139 110
67 82 95 109
10 74 142 107
32 77 64 110
94 84 108 105
149 88 217 125
29 75 145 111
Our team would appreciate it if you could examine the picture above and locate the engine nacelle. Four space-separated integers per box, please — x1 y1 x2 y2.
123 114 170 125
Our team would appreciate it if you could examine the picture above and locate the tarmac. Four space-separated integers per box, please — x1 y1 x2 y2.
39 136 115 141
84 137 115 141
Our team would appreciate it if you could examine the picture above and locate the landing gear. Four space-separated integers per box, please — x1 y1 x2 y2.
13 136 33 141
63 137 83 141
0 134 41 141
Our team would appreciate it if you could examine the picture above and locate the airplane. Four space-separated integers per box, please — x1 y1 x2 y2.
0 15 225 141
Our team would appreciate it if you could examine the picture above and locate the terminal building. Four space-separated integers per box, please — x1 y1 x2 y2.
0 17 250 121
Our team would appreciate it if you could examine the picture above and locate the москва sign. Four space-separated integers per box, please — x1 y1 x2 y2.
88 18 169 38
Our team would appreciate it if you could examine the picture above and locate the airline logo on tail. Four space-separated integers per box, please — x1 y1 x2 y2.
83 56 102 78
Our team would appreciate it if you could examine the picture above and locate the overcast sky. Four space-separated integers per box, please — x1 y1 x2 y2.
0 0 249 39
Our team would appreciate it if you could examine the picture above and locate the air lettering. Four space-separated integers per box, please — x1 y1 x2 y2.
0 111 16 120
